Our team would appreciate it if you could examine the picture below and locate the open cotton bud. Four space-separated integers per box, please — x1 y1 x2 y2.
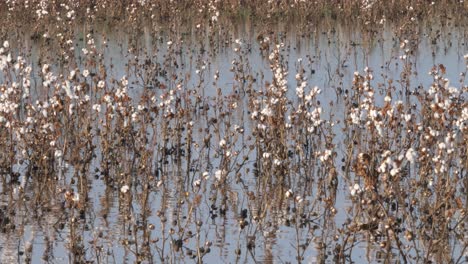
295 196 304 203
215 170 225 181
157 180 163 187
193 179 201 187
219 139 226 148
72 193 80 202
120 185 130 193
405 148 416 163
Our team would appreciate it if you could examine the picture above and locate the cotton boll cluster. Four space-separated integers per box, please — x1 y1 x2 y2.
0 42 12 71
208 0 220 24
319 149 333 163
349 184 362 196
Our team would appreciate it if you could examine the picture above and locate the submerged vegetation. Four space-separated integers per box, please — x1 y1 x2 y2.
0 1 468 263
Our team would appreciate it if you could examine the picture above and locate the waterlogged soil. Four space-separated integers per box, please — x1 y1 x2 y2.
0 20 467 264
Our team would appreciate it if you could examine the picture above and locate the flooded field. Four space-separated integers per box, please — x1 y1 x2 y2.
0 1 468 263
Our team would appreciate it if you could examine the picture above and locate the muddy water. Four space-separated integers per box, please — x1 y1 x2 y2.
0 21 467 263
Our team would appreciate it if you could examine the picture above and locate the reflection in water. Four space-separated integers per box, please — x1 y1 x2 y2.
0 16 467 263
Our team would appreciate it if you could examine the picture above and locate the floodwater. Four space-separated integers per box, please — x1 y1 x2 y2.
0 20 467 263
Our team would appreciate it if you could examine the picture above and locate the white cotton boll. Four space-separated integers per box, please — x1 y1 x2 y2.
261 106 273 117
72 193 80 202
69 104 74 115
120 185 130 193
405 148 416 163
219 139 226 148
385 157 394 166
376 125 383 137
157 180 163 187
42 64 49 74
131 112 138 122
268 52 275 61
320 149 332 162
429 128 439 137
350 112 360 124
350 184 362 196
404 114 411 122
398 154 404 161
69 70 76 80
378 162 387 173
97 80 105 88
193 179 201 187
63 81 75 99
386 109 393 117
273 159 281 166
54 150 63 159
251 111 258 119
390 168 399 176
296 86 304 98
215 170 225 181
295 196 304 203
92 104 101 113
428 178 433 187
440 164 446 173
